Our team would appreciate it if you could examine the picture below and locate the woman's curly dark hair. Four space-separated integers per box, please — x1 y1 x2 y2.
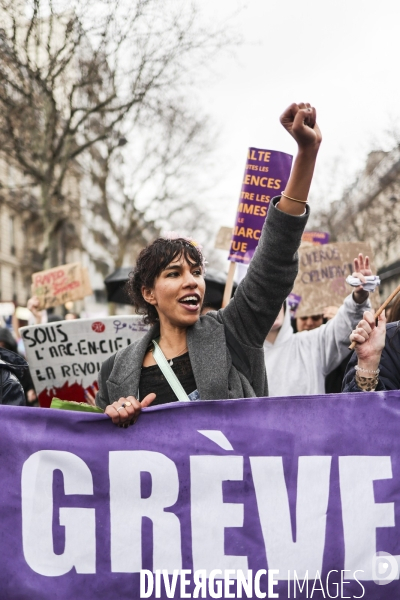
126 237 205 325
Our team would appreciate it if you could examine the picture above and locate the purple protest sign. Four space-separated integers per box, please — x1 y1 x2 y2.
288 292 302 318
228 148 293 264
302 231 330 245
1 392 400 599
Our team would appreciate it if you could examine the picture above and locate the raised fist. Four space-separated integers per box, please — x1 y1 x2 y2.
349 310 386 369
280 102 322 149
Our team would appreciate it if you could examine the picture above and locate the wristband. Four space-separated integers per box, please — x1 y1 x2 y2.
355 365 380 375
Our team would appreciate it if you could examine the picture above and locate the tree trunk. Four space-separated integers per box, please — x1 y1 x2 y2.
41 181 62 269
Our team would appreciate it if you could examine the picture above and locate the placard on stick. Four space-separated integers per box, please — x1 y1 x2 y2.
222 147 292 306
292 242 380 318
31 262 93 310
215 226 233 251
228 147 293 264
20 316 149 407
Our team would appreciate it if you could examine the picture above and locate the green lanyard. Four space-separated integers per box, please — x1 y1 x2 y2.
152 340 190 402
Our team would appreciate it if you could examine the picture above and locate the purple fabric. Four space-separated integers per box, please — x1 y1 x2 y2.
288 292 302 318
1 392 400 599
228 148 292 264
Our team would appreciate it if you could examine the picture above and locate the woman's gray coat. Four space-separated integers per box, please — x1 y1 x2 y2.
96 199 309 409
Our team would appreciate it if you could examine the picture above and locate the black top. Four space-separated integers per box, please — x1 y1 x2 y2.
325 354 351 394
139 352 197 406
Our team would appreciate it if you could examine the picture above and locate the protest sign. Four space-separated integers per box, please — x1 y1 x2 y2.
215 226 234 251
20 316 149 407
31 262 93 309
302 231 330 245
287 292 302 318
292 241 380 318
1 391 400 599
228 148 293 264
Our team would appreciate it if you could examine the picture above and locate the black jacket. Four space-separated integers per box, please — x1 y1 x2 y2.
0 347 28 406
342 322 400 392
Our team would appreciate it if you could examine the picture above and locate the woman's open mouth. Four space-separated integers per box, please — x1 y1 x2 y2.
178 294 200 312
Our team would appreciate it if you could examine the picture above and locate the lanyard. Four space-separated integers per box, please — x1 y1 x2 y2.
152 340 190 402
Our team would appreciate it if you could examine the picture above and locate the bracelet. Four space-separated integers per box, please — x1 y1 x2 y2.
281 191 308 204
355 365 380 375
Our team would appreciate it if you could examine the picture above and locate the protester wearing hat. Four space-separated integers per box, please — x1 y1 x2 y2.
96 102 322 425
343 307 400 392
263 254 373 397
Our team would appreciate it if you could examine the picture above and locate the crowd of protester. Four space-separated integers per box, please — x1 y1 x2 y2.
263 253 372 397
1 102 399 415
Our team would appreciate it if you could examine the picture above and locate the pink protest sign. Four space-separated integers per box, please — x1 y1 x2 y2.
31 262 93 309
228 147 293 264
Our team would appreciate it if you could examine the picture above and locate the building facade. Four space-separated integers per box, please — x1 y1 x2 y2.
316 147 400 301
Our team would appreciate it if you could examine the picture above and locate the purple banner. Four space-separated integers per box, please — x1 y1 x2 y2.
302 231 330 245
2 393 400 599
228 148 292 264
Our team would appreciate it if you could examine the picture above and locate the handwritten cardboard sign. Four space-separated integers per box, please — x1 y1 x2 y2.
292 242 380 318
214 226 234 251
228 147 293 264
20 316 149 407
31 263 93 310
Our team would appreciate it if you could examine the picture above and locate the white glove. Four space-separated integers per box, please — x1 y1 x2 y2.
346 275 380 292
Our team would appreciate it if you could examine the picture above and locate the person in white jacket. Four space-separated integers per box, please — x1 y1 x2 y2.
263 254 373 397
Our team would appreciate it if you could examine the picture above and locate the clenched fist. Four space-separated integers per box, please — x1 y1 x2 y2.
280 102 322 150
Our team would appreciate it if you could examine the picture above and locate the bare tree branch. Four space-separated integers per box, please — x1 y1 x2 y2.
0 0 235 269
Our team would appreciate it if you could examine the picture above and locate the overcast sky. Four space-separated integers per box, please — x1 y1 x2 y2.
193 0 400 233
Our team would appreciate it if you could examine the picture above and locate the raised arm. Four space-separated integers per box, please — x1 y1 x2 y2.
278 102 321 215
221 102 321 347
317 253 372 374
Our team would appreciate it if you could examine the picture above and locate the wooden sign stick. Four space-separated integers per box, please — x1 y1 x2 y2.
222 261 237 308
349 283 400 350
